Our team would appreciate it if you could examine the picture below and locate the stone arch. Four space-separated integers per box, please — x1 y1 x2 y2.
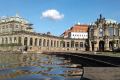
109 41 113 50
24 37 27 46
18 37 21 44
5 37 8 44
71 40 74 47
75 42 79 47
47 40 49 47
67 42 70 47
57 41 59 47
30 38 33 46
60 40 65 47
43 39 46 47
54 40 56 47
91 42 94 51
2 38 4 44
35 38 37 46
51 40 53 47
39 39 42 46
14 37 17 43
9 37 12 43
99 40 104 51
63 41 65 47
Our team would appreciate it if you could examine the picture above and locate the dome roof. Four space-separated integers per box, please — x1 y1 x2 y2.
105 19 117 24
0 15 29 24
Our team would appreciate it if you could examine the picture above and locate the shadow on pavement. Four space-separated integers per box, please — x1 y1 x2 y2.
81 77 91 80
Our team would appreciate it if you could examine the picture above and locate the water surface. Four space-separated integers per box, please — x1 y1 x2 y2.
0 53 83 80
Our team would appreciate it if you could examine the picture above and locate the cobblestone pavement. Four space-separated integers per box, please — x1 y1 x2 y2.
83 67 120 80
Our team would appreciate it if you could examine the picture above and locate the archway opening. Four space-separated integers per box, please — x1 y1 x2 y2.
99 41 104 51
24 37 27 46
91 42 94 51
109 41 113 51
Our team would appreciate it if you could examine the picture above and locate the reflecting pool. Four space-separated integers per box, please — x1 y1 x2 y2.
0 53 83 80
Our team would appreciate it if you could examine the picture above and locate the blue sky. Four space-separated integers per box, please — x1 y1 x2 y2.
0 0 120 36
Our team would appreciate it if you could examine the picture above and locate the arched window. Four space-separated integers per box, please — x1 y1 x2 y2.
39 39 42 46
5 37 8 44
71 40 74 47
43 39 46 47
24 37 27 46
54 41 56 47
35 38 37 46
47 40 49 47
9 37 12 43
2 38 4 44
75 42 78 47
67 42 70 47
30 38 33 46
63 41 65 47
80 42 83 47
57 41 59 47
14 37 17 43
51 40 53 47
18 37 21 44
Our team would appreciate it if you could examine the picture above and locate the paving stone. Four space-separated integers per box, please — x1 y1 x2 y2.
83 67 120 80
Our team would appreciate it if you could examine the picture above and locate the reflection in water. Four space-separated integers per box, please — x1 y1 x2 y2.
0 53 83 80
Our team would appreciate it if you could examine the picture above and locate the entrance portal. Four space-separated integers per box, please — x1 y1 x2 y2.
99 41 104 51
109 41 113 51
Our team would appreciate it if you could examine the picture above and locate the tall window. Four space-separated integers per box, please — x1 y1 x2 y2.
30 38 33 46
47 40 49 46
43 39 46 47
67 42 70 47
109 27 113 36
2 38 4 44
39 39 42 46
54 41 56 47
57 41 59 47
71 40 74 47
35 38 37 46
75 42 79 47
80 42 83 47
18 37 21 45
24 37 27 45
51 40 53 47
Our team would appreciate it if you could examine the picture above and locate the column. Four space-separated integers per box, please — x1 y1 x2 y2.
52 40 54 47
41 38 43 47
58 41 60 48
16 37 18 44
27 37 30 46
21 37 24 46
0 38 1 44
32 38 35 46
55 41 57 47
7 37 10 44
45 39 47 47
49 39 51 47
89 40 92 51
12 37 14 43
37 38 39 46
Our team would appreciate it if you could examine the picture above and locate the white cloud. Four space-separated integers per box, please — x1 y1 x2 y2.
41 9 64 20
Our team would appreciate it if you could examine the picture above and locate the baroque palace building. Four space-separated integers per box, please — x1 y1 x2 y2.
0 14 86 52
89 14 120 51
